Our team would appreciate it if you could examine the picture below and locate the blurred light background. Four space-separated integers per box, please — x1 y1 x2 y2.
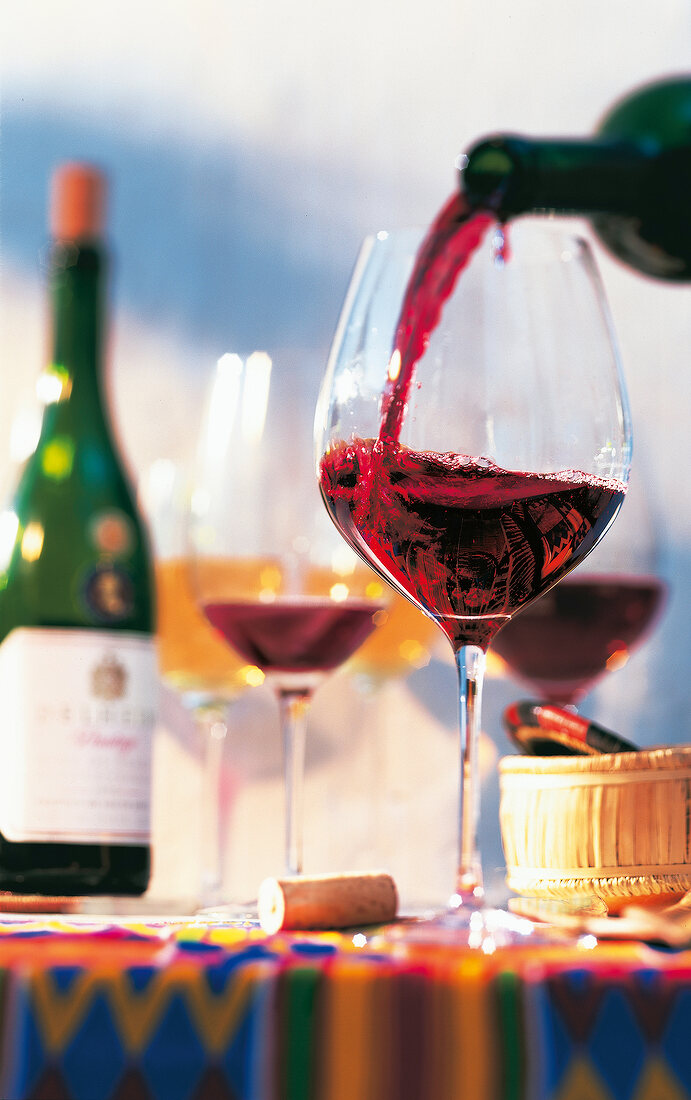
1 1 690 908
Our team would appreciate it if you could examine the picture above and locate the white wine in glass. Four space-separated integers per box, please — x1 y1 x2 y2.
141 461 263 913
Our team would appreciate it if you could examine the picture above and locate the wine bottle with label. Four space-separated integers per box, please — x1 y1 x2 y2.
461 74 691 280
0 163 156 895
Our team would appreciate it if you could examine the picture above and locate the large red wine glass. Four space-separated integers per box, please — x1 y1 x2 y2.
190 352 388 910
316 217 632 937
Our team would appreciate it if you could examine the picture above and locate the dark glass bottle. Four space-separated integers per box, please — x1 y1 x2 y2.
0 164 155 895
461 75 691 280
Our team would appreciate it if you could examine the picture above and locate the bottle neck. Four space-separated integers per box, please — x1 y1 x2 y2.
461 135 655 219
49 239 108 416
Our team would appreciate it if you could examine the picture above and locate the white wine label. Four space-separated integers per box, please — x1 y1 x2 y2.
0 628 156 844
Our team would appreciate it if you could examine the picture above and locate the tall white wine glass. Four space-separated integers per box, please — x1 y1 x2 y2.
316 216 632 940
140 460 262 914
189 352 389 894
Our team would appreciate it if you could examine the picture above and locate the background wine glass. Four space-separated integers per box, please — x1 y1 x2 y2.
491 459 667 711
140 459 263 913
316 218 632 936
189 351 389 891
345 589 439 694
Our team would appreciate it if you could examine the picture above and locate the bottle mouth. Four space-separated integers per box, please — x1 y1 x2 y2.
460 136 531 216
462 133 658 220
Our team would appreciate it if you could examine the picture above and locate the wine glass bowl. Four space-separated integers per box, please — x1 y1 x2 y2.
491 463 667 709
145 462 263 709
316 214 632 929
195 554 389 694
156 556 260 703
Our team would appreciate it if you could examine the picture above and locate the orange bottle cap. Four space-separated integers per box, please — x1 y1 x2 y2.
50 162 106 241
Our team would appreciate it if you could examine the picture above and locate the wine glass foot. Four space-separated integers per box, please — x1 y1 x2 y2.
440 901 537 949
194 898 260 925
379 898 538 951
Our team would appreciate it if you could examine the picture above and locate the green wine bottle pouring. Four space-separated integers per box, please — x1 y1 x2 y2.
0 163 156 896
460 74 691 280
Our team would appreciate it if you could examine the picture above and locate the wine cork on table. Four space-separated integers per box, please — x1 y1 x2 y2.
258 871 398 934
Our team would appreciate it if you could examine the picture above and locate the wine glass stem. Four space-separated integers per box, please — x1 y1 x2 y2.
454 644 486 906
195 704 229 909
278 689 310 877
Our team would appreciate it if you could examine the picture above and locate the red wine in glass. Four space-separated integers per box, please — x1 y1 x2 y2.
319 446 625 653
203 597 384 679
491 573 666 706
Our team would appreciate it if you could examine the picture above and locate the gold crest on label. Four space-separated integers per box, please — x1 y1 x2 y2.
92 653 127 701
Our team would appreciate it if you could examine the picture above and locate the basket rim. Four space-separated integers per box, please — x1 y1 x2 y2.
505 869 691 902
498 744 691 776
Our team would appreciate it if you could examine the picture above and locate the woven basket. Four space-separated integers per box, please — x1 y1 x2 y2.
499 746 691 913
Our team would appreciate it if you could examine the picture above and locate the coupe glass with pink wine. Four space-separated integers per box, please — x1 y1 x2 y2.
189 352 389 910
315 215 632 941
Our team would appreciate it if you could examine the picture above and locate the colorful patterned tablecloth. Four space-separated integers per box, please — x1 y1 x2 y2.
0 912 689 1099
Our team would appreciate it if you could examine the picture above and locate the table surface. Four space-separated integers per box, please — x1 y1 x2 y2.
0 910 690 1100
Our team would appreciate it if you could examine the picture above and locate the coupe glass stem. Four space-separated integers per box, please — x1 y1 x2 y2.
453 644 486 907
195 702 229 910
278 689 310 876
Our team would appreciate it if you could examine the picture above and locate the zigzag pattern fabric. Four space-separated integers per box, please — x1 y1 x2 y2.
0 917 689 1099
